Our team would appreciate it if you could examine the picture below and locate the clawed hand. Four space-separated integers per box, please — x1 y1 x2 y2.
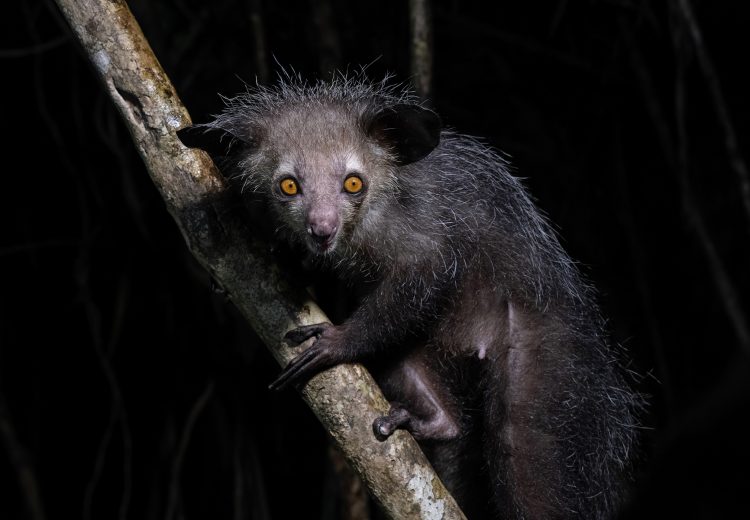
268 322 344 391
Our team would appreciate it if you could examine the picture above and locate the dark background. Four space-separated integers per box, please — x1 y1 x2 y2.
2 0 749 518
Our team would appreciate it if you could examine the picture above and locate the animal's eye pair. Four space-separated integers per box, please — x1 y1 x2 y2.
279 175 364 197
343 175 363 194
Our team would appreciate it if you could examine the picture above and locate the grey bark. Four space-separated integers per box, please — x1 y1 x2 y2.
52 1 466 518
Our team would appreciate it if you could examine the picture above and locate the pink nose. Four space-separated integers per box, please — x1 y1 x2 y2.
307 209 339 244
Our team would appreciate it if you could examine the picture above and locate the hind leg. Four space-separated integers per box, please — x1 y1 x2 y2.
372 353 461 443
373 351 494 516
373 400 459 441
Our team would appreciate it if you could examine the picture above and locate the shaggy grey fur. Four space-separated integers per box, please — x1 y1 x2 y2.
184 72 642 519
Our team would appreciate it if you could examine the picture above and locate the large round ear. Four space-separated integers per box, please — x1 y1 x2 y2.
177 124 261 157
366 104 441 165
177 125 228 156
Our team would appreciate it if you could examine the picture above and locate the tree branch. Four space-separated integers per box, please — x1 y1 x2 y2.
166 381 214 520
247 0 270 84
310 0 342 77
409 0 433 99
0 392 46 520
676 0 750 230
670 4 750 355
52 1 465 518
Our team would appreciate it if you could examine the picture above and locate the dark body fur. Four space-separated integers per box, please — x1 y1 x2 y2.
180 75 640 519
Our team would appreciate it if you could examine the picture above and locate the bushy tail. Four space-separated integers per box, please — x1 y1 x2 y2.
480 307 640 519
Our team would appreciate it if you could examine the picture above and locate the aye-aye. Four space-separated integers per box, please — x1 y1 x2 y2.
179 75 641 519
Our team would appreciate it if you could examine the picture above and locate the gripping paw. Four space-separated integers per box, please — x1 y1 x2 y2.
373 404 412 442
270 323 340 391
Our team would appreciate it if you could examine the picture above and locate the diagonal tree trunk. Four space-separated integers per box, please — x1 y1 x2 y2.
52 1 466 518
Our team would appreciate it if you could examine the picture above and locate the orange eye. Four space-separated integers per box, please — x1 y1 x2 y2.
343 175 363 194
280 177 299 196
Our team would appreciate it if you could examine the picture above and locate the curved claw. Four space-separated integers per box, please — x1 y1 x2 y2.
271 323 342 391
284 323 332 345
269 343 331 391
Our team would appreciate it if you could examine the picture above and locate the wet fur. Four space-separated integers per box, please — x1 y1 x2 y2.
182 73 641 519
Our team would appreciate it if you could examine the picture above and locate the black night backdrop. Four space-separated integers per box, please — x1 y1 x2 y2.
2 0 749 518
